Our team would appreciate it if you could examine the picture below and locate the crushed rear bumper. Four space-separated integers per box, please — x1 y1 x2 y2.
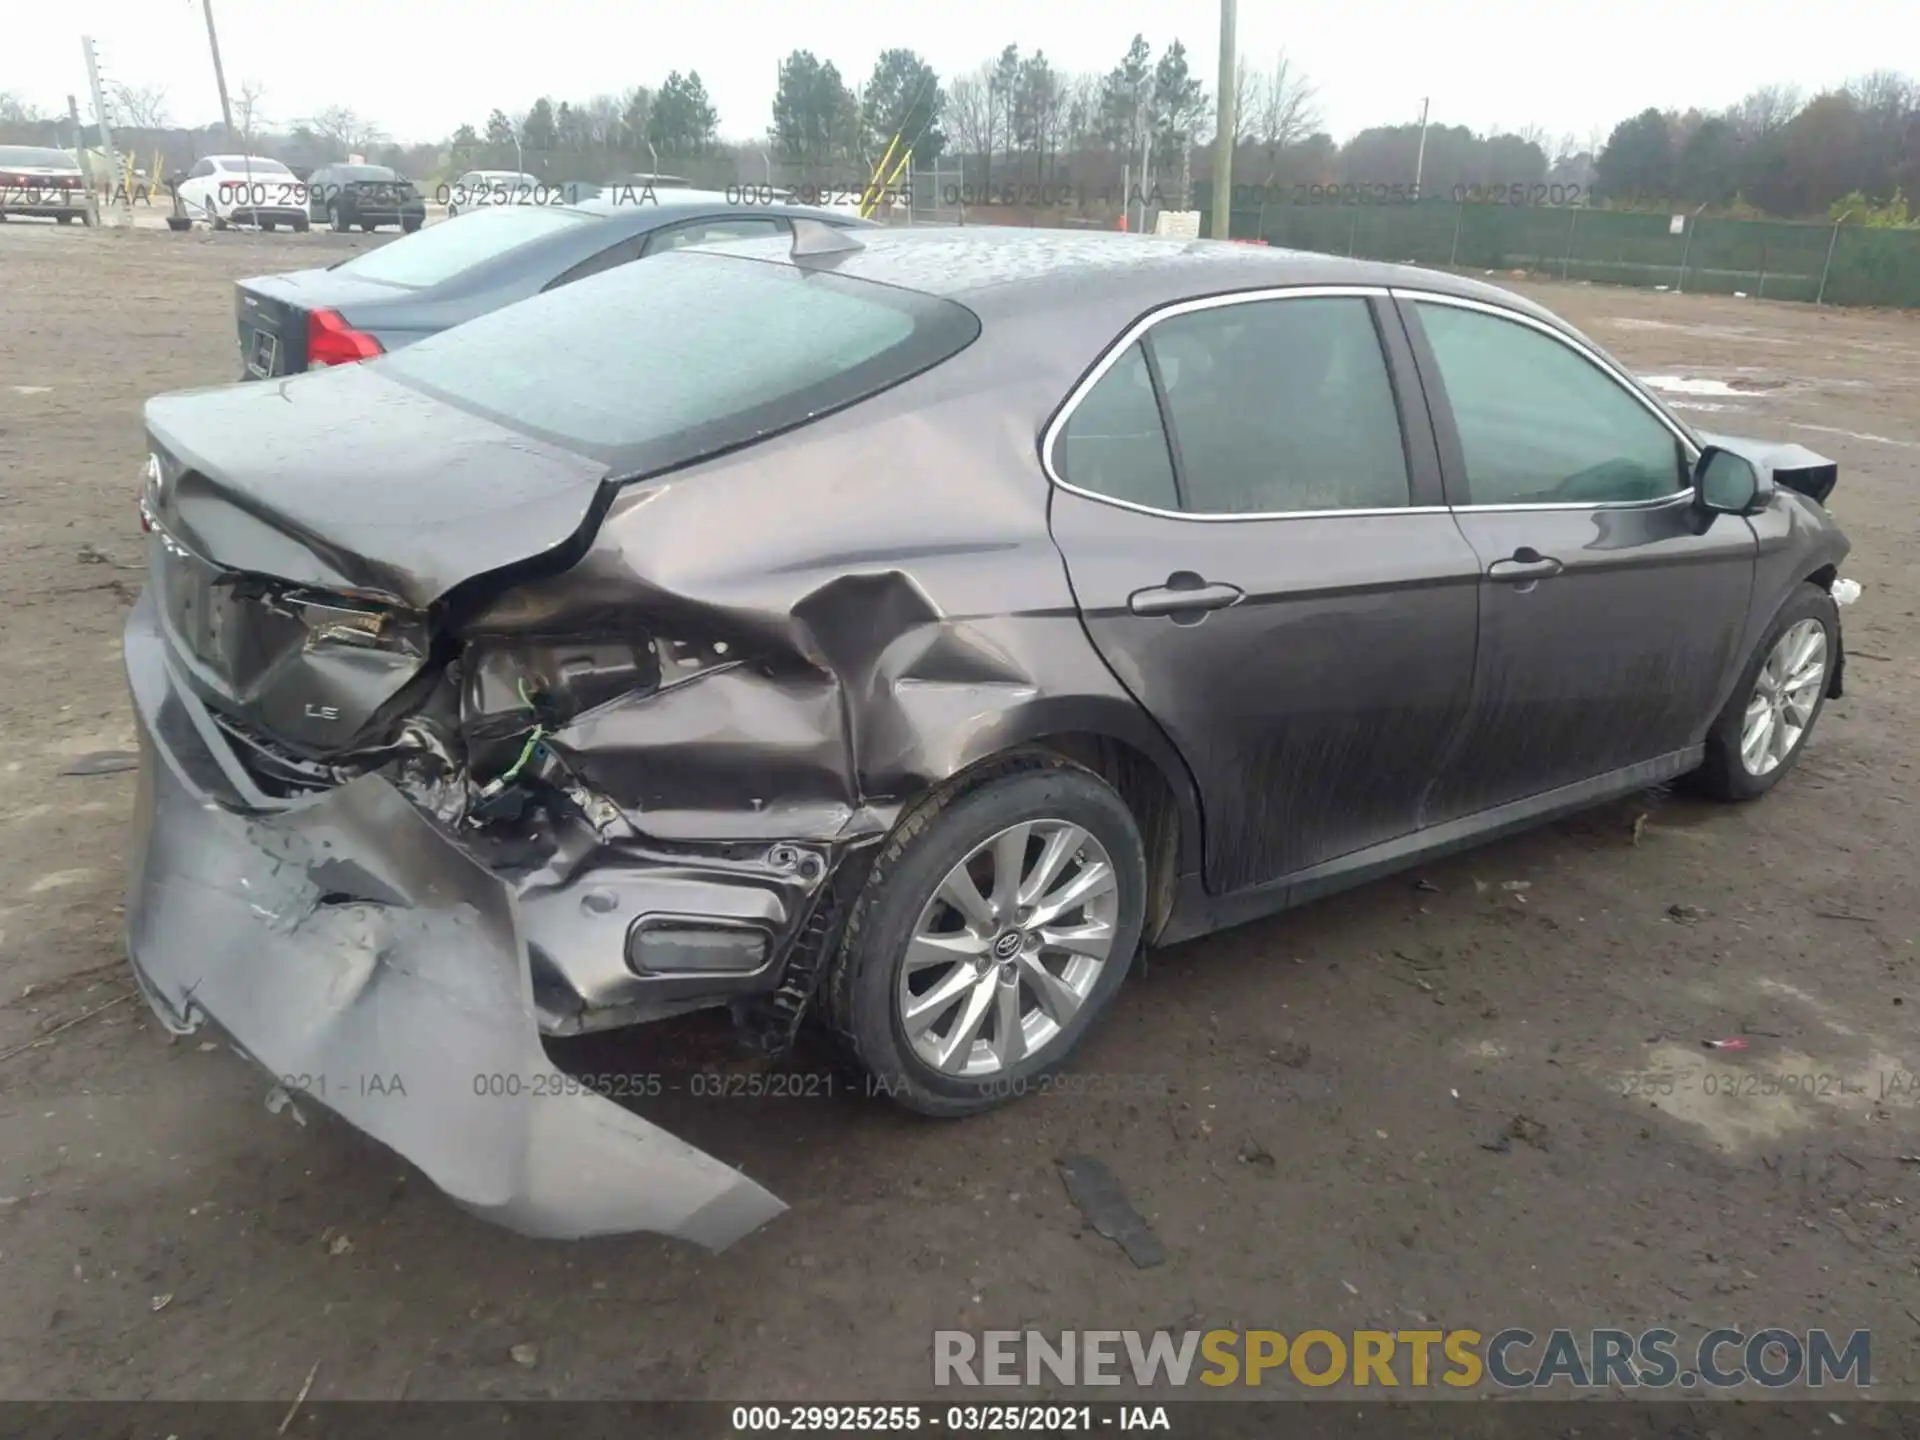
122 588 787 1246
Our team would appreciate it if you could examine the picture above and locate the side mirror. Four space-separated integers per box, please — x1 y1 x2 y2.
1693 446 1763 516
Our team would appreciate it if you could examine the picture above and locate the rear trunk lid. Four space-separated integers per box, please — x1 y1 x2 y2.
235 270 409 378
143 364 612 753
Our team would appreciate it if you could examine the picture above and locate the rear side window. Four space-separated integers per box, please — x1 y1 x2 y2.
376 251 981 470
1150 297 1410 514
333 205 597 287
642 216 783 255
0 146 78 168
1054 343 1178 510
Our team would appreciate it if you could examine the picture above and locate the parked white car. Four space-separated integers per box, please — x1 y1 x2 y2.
176 155 310 231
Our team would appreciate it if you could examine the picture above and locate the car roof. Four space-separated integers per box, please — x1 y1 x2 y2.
691 224 1567 329
209 154 288 165
560 191 882 229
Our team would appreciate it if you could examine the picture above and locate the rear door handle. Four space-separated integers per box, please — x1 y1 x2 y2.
1128 574 1246 619
1487 548 1564 583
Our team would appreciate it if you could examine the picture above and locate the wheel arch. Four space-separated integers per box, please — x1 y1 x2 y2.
885 710 1203 948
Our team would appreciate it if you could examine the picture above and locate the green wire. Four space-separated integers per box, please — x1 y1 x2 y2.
498 676 547 783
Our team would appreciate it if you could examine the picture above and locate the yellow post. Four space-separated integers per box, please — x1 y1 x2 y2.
863 131 903 217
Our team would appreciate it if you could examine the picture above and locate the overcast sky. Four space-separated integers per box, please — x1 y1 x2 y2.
5 0 1903 148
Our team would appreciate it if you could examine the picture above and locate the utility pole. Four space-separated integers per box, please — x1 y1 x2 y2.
1209 0 1237 240
1413 97 1430 198
67 94 102 227
200 0 236 146
81 38 126 221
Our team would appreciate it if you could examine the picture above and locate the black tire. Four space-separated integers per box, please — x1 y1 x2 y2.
292 215 310 232
329 203 348 233
260 219 276 231
822 759 1147 1117
57 213 74 224
211 213 228 232
401 217 422 233
1693 581 1838 801
359 220 376 232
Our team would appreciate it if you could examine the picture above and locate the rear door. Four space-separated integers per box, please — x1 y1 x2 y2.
1045 287 1482 895
1397 292 1757 820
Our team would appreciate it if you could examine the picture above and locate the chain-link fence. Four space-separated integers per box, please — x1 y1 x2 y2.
1195 192 1920 308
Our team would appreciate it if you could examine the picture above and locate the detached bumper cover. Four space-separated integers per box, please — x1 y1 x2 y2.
122 590 786 1246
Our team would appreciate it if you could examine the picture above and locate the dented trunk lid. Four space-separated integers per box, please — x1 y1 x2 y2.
142 365 612 753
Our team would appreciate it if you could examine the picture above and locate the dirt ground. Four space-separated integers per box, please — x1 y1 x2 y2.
0 220 1917 1405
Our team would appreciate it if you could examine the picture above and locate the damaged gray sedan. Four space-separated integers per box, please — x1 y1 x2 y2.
125 223 1854 1248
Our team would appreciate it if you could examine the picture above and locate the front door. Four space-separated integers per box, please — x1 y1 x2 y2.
1046 289 1482 896
1397 294 1758 822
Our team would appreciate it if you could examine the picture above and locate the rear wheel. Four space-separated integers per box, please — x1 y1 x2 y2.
822 761 1147 1117
56 213 74 224
292 214 309 232
260 219 276 231
1693 582 1837 800
401 216 422 233
359 220 376 232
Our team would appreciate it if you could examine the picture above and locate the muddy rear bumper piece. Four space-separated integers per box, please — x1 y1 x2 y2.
121 590 787 1245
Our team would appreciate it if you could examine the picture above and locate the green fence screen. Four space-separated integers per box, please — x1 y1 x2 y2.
1191 190 1920 308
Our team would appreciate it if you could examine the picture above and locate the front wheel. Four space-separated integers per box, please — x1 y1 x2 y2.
401 216 422 233
822 761 1147 1117
1693 581 1838 800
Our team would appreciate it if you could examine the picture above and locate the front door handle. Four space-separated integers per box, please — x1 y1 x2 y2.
1487 548 1564 584
1128 573 1246 619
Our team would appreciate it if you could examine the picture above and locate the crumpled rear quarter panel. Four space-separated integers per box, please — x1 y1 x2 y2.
123 591 785 1247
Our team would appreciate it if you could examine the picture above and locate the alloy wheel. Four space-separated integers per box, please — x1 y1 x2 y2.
1740 618 1828 776
896 819 1120 1078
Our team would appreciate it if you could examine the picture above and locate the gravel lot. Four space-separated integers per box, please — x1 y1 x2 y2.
0 219 1916 1404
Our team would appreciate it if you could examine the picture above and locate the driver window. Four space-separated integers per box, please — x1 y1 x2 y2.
189 159 215 179
1414 300 1686 506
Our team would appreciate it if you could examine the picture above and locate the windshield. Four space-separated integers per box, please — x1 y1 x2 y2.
332 204 597 287
376 250 980 469
0 147 79 169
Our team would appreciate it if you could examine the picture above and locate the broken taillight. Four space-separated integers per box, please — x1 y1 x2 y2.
307 308 384 367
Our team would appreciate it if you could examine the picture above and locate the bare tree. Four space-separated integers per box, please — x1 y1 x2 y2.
1252 51 1320 148
1727 84 1804 139
0 92 43 126
580 93 624 147
233 81 268 146
110 84 172 130
1233 58 1259 144
1846 70 1916 115
305 105 386 157
1062 72 1101 152
947 67 995 182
